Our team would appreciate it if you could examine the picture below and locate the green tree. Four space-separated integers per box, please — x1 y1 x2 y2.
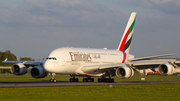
20 57 33 61
0 50 17 66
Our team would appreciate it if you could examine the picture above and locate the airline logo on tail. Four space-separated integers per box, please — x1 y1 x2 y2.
118 12 136 53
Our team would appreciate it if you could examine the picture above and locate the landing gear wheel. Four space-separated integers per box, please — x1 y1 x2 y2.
98 78 103 82
83 78 87 82
98 78 114 83
50 79 53 82
53 79 57 83
70 78 79 82
83 78 94 82
91 78 94 82
110 78 114 83
107 78 114 82
50 79 57 83
70 78 73 82
75 78 78 82
50 73 57 83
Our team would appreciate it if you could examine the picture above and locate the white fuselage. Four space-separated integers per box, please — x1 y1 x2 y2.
43 47 134 76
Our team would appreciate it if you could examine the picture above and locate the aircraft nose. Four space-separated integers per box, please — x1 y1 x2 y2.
43 61 51 72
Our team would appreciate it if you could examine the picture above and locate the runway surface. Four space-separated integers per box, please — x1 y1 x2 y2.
1 81 180 88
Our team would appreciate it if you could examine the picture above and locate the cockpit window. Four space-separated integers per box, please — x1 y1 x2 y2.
46 57 57 60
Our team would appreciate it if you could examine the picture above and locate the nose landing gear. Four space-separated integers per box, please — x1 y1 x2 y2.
50 73 56 83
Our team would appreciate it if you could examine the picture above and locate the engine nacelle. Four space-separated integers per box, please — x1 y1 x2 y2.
158 63 175 75
116 66 134 79
30 66 48 78
11 63 27 75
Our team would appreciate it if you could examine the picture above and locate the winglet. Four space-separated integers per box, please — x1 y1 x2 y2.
117 12 137 53
4 58 8 61
22 61 27 65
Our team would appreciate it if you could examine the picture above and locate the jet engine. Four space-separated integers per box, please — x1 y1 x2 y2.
115 66 134 79
11 63 27 75
158 63 175 75
30 66 48 78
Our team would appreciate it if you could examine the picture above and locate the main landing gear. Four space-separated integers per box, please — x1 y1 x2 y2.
69 77 79 82
50 73 56 83
83 77 94 82
69 77 94 82
49 74 114 83
82 77 114 82
98 78 114 83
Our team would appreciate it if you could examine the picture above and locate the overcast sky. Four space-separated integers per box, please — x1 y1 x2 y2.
0 0 180 59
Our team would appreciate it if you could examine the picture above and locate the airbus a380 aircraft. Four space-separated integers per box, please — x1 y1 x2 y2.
3 12 180 83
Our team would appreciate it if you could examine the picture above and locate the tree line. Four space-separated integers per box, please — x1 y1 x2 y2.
0 50 32 66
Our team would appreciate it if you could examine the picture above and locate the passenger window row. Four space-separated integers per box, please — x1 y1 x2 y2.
46 57 57 60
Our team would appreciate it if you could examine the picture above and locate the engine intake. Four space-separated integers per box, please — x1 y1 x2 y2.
31 66 48 78
116 66 134 79
158 63 175 75
11 63 27 75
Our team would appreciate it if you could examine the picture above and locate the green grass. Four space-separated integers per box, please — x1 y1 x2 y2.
0 74 180 101
0 85 180 101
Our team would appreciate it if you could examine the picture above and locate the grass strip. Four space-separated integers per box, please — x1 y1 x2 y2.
0 84 180 101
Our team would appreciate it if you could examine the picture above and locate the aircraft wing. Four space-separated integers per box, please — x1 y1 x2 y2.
129 53 176 61
95 53 180 70
2 60 44 67
128 59 180 69
81 58 180 74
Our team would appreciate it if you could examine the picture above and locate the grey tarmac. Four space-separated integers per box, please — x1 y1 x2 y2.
1 81 180 88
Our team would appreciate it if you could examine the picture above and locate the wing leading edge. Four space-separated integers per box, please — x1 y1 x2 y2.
2 59 44 67
129 53 176 61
